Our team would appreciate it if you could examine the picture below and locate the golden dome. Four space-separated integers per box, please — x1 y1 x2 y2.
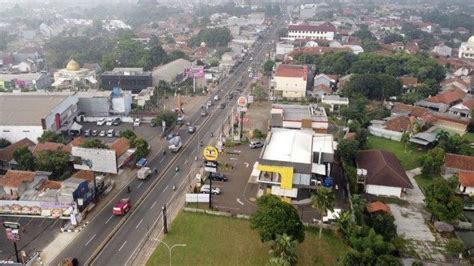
66 59 80 71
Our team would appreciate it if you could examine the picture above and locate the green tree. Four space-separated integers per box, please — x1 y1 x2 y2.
80 139 108 149
132 138 149 159
348 229 397 265
252 85 267 102
153 110 178 128
425 177 463 223
437 134 473 156
13 146 36 171
446 238 464 256
311 188 335 239
263 60 275 74
250 195 305 243
0 138 10 148
120 129 137 142
336 140 359 165
268 256 290 266
37 131 65 144
36 150 70 179
383 33 404 44
188 27 232 48
268 234 298 266
420 147 445 177
367 213 397 241
168 50 187 61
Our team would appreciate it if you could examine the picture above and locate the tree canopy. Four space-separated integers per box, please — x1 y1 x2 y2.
188 27 233 48
0 138 10 149
80 139 108 149
153 110 178 128
37 131 65 144
420 147 445 177
343 73 403 100
425 177 463 223
13 146 35 171
36 150 70 180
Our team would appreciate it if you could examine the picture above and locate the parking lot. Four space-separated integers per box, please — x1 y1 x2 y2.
0 216 64 261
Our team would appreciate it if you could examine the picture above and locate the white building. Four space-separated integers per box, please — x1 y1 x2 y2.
270 104 328 133
272 64 309 99
321 95 349 112
53 59 97 89
0 93 79 143
433 44 452 57
76 89 132 117
287 22 336 41
275 42 295 56
458 36 474 59
299 4 317 19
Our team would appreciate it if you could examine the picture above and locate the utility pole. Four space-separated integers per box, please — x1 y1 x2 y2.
208 172 213 209
162 205 168 234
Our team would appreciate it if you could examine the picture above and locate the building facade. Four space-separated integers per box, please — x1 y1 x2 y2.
272 64 309 99
287 22 336 41
101 68 152 94
458 36 474 59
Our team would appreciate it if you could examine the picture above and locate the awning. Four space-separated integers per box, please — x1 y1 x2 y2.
271 186 298 198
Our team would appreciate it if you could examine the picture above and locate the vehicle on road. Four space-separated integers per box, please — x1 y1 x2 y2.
207 100 212 107
176 116 184 125
112 118 121 126
214 95 219 101
188 126 196 134
249 140 264 149
200 185 221 195
107 129 114 137
133 118 141 127
168 136 182 152
201 110 208 117
96 118 106 126
91 129 99 136
166 132 179 140
209 172 228 182
84 129 91 137
99 130 106 137
112 198 131 216
136 158 148 168
219 103 226 109
137 167 151 180
249 73 253 78
106 118 114 126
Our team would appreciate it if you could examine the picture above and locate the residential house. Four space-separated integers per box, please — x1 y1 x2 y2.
314 74 337 88
0 138 35 169
433 44 452 57
367 201 391 214
321 95 349 112
368 115 414 142
459 36 474 60
416 88 466 112
458 171 474 195
0 73 52 91
272 64 309 99
0 170 38 197
270 104 328 133
449 98 474 118
275 42 295 57
400 77 418 93
356 150 413 198
444 153 474 175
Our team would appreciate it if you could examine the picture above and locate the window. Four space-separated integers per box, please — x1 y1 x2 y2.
22 130 30 133
3 130 10 132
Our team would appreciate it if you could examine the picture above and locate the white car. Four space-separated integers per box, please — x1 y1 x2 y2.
249 73 253 78
107 129 114 137
96 118 106 126
99 130 106 137
200 185 221 195
133 118 141 127
105 118 114 126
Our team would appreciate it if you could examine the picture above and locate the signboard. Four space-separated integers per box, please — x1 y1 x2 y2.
203 146 219 161
185 193 210 203
0 200 76 219
204 161 218 173
185 67 205 78
5 228 20 241
3 222 20 229
248 95 254 104
237 96 248 107
237 107 247 112
72 147 118 174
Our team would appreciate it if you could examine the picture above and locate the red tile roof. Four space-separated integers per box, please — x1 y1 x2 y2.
38 180 62 190
400 77 418 87
108 138 130 157
72 170 95 182
384 116 412 132
367 201 391 213
0 170 36 188
275 64 308 79
288 22 336 33
463 98 474 110
426 88 466 105
0 138 35 163
69 137 84 147
314 84 332 94
459 171 474 187
445 153 474 172
33 142 71 155
356 150 413 189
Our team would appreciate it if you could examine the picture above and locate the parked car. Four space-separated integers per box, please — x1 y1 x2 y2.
188 126 196 134
176 116 184 125
201 110 208 117
84 129 91 137
91 130 99 136
209 172 228 182
166 132 179 140
96 118 106 126
200 185 221 195
150 121 157 127
115 130 121 137
133 118 141 127
106 118 114 126
112 118 121 126
249 140 264 149
99 130 106 137
107 129 114 137
213 95 219 101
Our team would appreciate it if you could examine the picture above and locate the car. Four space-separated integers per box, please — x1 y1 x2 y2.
106 118 114 126
84 129 91 137
200 185 221 195
219 103 226 109
186 121 191 126
133 118 141 127
112 117 121 126
249 140 264 149
112 198 131 216
209 172 228 182
201 110 208 117
250 57 253 61
107 129 114 137
99 130 106 137
213 95 219 101
150 121 157 127
176 116 184 125
207 100 212 107
249 73 253 78
96 118 106 126
166 133 179 140
91 129 99 136
187 126 196 134
115 130 121 137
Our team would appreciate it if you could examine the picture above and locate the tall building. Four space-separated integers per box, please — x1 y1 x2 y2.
287 22 336 41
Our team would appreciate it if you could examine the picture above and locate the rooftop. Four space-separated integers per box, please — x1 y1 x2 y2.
274 64 308 79
272 104 328 122
367 201 391 214
0 138 35 163
108 138 130 157
426 88 466 105
261 128 313 165
445 153 474 172
459 171 474 187
0 170 36 188
288 22 336 32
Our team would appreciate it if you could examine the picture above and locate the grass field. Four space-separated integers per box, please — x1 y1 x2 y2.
367 136 423 170
414 175 440 193
147 212 349 266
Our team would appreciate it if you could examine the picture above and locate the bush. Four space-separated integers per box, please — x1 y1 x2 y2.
446 238 464 256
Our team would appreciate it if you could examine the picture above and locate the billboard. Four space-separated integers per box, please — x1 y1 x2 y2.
0 200 76 219
72 147 118 174
185 67 205 78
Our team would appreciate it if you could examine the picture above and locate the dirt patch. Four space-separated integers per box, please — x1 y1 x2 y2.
243 101 271 134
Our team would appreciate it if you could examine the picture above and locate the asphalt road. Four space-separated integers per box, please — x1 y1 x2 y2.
52 20 282 266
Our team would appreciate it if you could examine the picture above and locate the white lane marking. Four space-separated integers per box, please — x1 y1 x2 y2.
244 162 249 168
237 198 244 206
159 158 164 163
85 234 96 246
105 215 113 225
230 157 238 160
164 185 169 192
184 159 188 165
136 219 143 229
118 240 127 251
137 182 143 189
150 201 157 210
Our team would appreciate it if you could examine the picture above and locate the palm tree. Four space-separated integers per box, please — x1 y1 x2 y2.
268 234 298 266
311 188 335 239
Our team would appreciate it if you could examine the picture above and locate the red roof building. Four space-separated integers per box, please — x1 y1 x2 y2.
367 201 391 214
445 153 474 173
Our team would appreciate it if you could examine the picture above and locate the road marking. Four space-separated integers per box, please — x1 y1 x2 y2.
136 219 143 229
164 185 169 192
237 198 245 205
105 215 113 225
118 241 127 252
244 162 249 168
137 182 143 189
150 201 157 210
85 234 96 246
230 157 238 160
184 159 188 165
159 158 164 163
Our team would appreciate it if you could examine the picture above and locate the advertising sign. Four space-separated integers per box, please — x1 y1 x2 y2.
0 200 76 219
237 96 248 107
185 193 210 203
5 228 20 241
203 146 219 161
72 147 118 174
204 160 218 173
185 67 205 78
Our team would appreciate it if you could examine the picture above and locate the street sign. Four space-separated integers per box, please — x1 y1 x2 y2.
5 228 20 241
204 160 218 173
203 146 219 161
3 222 20 230
237 107 247 112
237 96 248 107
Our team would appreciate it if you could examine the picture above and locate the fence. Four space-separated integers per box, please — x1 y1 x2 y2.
368 126 402 142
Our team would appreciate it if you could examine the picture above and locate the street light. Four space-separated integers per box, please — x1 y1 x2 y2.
156 239 186 266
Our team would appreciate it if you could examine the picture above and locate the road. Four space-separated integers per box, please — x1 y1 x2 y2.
52 19 282 266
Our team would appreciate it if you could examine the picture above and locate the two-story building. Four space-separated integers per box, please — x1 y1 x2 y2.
272 64 310 99
270 104 328 133
287 22 336 41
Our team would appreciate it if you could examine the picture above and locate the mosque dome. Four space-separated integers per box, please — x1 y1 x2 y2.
66 59 80 71
468 36 474 44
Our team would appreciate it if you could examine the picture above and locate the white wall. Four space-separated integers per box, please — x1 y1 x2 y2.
460 185 474 195
0 125 44 143
288 30 335 41
366 184 402 198
368 126 403 142
274 76 307 99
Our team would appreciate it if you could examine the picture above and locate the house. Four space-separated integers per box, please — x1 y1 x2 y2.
368 115 413 142
312 84 332 98
0 73 52 91
33 142 72 156
314 74 337 88
356 150 413 198
321 95 349 112
0 138 35 169
0 170 37 197
458 36 474 60
458 171 474 195
275 42 294 56
416 88 466 112
270 104 328 133
152 58 191 85
272 64 309 99
444 153 474 175
449 98 474 118
400 77 418 92
287 22 337 41
432 44 452 57
13 59 36 73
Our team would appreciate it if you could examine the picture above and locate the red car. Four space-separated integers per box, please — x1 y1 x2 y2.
113 198 131 216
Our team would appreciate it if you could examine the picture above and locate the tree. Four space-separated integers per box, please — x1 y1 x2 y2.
0 138 10 148
120 129 137 142
250 195 305 243
343 74 402 100
446 238 464 256
36 150 70 180
252 86 267 102
168 50 187 62
437 133 473 156
188 27 232 48
268 234 298 266
425 177 463 223
80 139 108 149
153 110 178 128
263 60 275 74
383 33 404 44
268 256 290 266
13 146 35 171
311 188 335 239
132 138 149 159
37 131 65 144
367 213 397 241
348 229 397 265
336 139 359 165
420 147 445 177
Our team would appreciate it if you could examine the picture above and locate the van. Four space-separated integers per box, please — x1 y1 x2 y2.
107 129 114 137
213 95 219 101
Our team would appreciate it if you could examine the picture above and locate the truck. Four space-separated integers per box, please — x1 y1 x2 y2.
168 136 182 152
137 167 151 180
